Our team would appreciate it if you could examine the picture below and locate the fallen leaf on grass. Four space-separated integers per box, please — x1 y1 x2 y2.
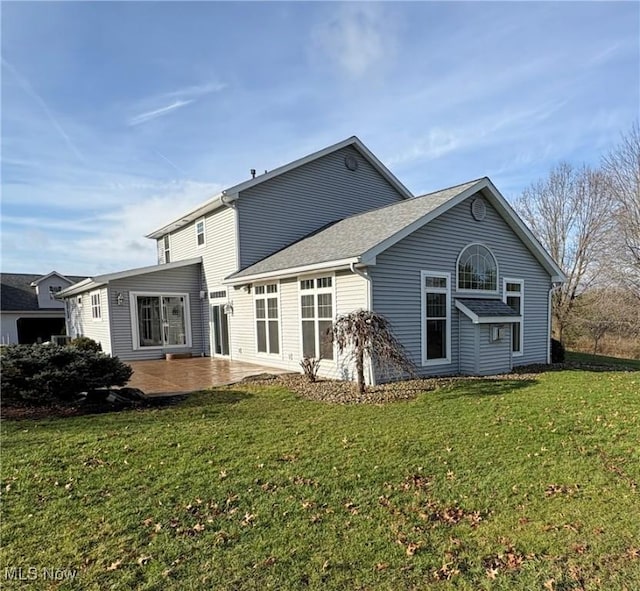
106 559 122 571
137 555 152 566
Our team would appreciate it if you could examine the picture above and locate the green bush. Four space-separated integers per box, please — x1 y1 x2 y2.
1 344 132 406
551 338 566 363
70 336 102 352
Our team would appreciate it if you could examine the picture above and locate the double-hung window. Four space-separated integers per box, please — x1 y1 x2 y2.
421 271 450 365
90 292 102 321
300 276 334 360
196 218 206 247
163 235 171 263
503 279 524 356
255 284 279 355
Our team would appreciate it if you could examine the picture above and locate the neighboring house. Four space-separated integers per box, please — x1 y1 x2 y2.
0 272 87 344
59 136 565 381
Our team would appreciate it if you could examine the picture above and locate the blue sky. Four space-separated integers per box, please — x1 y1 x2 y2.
2 1 638 275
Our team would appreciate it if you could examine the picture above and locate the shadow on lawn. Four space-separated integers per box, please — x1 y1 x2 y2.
2 389 253 421
438 378 538 400
195 389 253 405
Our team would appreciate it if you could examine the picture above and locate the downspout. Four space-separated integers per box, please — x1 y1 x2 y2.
350 262 376 386
547 282 563 363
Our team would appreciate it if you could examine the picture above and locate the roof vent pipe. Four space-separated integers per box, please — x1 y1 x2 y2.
250 169 256 179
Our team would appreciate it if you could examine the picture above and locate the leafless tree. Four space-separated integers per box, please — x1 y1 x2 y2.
331 310 416 395
602 122 640 299
516 163 614 341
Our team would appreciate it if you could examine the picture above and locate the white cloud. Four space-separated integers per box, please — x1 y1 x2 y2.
1 179 223 275
311 4 397 79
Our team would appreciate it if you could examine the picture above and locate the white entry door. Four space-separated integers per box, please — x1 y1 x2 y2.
210 304 230 356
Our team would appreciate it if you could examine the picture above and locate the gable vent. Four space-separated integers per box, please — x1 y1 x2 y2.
471 197 486 221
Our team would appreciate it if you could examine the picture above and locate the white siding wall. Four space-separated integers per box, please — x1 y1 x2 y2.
156 207 237 357
66 288 112 354
370 192 552 377
34 276 70 310
1 313 20 344
228 270 368 379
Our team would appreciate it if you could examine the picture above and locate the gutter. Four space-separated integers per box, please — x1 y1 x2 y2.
349 261 376 386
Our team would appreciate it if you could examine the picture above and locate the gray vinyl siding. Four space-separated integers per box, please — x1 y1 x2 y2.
458 315 478 375
477 324 512 375
236 146 406 269
370 191 552 377
108 265 204 361
228 270 368 380
66 288 112 354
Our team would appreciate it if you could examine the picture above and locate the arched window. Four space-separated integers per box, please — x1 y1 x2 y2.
457 244 498 292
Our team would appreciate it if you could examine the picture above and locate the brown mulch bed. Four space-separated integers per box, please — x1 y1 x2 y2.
243 370 542 405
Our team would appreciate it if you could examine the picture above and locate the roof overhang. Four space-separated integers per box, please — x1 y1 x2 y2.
58 258 203 298
224 257 361 286
455 299 521 324
146 194 238 240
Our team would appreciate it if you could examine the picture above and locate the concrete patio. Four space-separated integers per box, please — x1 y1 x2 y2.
126 357 290 396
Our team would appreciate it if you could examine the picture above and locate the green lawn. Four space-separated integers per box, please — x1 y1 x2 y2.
2 368 639 590
566 350 640 371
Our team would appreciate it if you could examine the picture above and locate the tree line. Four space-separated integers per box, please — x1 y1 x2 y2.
515 123 640 358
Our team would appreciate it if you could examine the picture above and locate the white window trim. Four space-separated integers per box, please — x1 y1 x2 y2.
195 217 206 248
455 243 499 295
298 273 336 362
421 271 451 366
90 291 102 322
253 281 282 357
503 278 524 357
163 235 171 264
129 291 192 351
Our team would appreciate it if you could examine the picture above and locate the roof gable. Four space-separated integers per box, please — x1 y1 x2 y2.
1 272 87 311
146 136 412 239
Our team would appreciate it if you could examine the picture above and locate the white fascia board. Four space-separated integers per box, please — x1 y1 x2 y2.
360 181 485 262
57 258 203 298
454 300 520 324
224 257 361 285
57 278 97 297
58 280 104 298
145 194 237 239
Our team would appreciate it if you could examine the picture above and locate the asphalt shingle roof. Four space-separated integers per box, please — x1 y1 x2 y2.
1 273 87 311
456 298 520 318
229 178 483 279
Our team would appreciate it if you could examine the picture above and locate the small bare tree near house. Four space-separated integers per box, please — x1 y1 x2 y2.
331 309 416 395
